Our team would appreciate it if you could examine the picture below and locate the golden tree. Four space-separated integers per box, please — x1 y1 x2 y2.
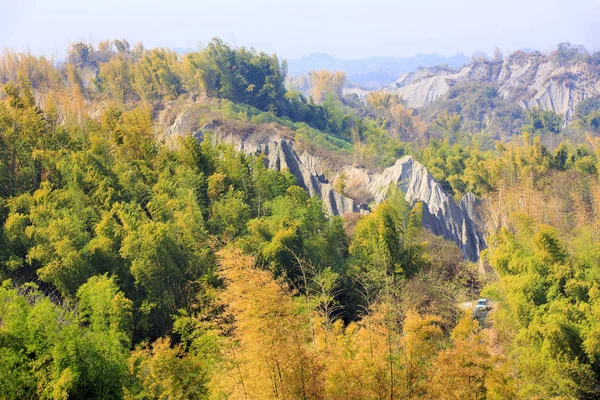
310 70 346 104
129 337 212 400
214 248 324 399
401 311 443 398
428 312 493 399
317 306 402 400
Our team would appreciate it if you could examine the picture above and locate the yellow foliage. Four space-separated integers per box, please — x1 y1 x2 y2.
130 337 209 400
428 312 493 399
214 248 324 399
402 311 443 398
310 70 346 104
316 306 401 400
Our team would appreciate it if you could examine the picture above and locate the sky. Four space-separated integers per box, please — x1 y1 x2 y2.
1 0 600 60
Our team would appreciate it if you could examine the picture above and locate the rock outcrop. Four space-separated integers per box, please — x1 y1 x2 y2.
164 114 485 261
384 54 600 123
388 65 481 109
208 129 361 216
345 157 486 261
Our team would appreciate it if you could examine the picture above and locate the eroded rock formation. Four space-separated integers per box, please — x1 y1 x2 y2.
385 55 600 123
343 157 485 261
165 114 485 261
210 129 361 216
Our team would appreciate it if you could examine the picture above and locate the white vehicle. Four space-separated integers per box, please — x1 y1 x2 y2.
475 298 489 312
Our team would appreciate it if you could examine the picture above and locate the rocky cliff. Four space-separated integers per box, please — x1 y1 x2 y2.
209 128 361 216
385 52 600 123
164 112 485 261
344 157 486 261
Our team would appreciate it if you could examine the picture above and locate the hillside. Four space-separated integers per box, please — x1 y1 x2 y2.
382 44 600 126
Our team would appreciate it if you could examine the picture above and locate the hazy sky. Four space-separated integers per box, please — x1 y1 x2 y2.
1 0 600 60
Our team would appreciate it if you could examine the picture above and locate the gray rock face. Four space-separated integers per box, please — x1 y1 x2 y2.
352 156 485 261
384 56 600 123
388 66 479 108
209 130 360 216
164 115 485 260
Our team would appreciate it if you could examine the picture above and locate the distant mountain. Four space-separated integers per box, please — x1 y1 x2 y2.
287 52 471 89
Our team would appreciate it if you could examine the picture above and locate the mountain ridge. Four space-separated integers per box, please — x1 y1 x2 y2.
288 52 471 89
382 47 600 123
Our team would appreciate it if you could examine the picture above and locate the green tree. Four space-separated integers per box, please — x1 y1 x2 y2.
132 49 182 102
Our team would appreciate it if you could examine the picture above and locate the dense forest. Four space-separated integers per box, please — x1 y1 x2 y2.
2 38 600 399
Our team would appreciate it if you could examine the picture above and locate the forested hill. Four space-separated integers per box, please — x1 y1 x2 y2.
2 38 600 398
